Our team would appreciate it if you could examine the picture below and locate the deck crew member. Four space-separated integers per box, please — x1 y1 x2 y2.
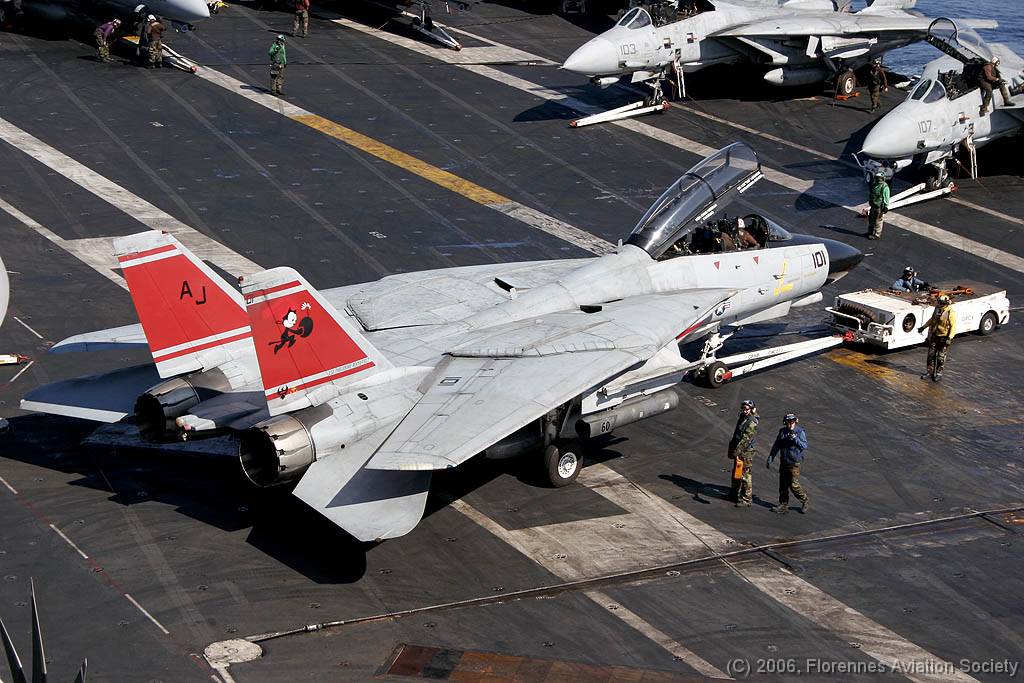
269 35 287 97
94 18 120 63
866 171 889 240
728 399 758 508
890 266 928 293
293 0 309 37
145 15 164 69
979 57 1012 116
867 58 888 113
768 413 809 514
918 294 957 381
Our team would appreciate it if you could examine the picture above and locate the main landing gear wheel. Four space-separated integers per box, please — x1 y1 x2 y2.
704 361 730 388
836 70 856 97
978 311 998 336
543 439 583 487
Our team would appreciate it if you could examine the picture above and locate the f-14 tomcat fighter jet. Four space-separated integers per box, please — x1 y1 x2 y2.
22 143 861 541
561 0 997 126
858 19 1023 205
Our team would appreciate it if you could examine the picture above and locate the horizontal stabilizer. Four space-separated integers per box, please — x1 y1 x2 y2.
84 422 238 457
177 392 269 432
293 427 431 541
49 323 148 353
20 364 161 423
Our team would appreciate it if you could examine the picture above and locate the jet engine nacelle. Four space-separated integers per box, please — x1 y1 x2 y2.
239 404 357 487
239 414 315 487
134 368 232 441
763 67 829 87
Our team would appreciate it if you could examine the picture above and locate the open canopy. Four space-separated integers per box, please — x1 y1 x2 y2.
626 142 762 258
927 18 993 64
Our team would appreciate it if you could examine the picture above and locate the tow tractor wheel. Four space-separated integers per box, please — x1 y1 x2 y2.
836 70 856 97
978 311 998 336
543 439 583 487
705 360 730 388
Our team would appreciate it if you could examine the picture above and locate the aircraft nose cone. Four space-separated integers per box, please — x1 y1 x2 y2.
861 113 917 159
562 38 618 77
824 238 863 282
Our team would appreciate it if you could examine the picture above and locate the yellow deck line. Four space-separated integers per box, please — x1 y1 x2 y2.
292 114 509 207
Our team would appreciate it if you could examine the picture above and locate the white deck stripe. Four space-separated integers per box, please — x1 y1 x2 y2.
0 197 127 290
453 463 978 682
740 565 976 683
337 20 1024 275
124 592 171 635
450 499 728 678
48 523 89 560
7 360 34 385
12 316 43 339
584 589 731 679
0 117 261 277
0 476 18 495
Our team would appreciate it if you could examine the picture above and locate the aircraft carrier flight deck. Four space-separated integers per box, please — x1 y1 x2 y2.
0 2 1022 681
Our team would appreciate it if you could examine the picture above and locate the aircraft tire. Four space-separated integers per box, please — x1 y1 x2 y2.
705 361 729 388
544 440 582 487
836 70 855 97
978 311 998 336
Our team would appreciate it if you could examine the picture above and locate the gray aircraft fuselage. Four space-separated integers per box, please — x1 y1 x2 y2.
564 3 941 88
861 55 1022 170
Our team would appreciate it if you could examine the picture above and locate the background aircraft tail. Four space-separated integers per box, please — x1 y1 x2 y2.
114 231 251 379
241 267 391 415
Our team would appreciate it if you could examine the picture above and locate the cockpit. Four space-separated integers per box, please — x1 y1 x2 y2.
658 214 793 259
616 7 653 29
923 18 995 100
625 142 792 260
621 0 708 28
908 78 947 104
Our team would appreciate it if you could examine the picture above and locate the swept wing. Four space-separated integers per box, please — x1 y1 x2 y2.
367 290 734 471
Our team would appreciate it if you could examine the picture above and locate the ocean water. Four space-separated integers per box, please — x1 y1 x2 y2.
876 0 1024 77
